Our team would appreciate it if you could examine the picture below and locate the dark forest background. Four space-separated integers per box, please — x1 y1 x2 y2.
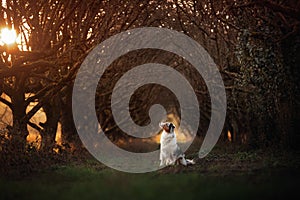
0 0 299 190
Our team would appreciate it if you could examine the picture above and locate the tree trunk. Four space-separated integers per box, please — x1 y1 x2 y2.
10 91 28 152
60 86 80 149
40 97 61 152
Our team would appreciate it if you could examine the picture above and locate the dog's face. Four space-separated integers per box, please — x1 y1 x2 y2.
159 122 175 133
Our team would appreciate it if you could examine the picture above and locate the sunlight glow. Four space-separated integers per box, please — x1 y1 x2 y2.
0 28 17 45
227 130 232 142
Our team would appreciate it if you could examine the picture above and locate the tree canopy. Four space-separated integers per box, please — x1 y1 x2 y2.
0 0 299 162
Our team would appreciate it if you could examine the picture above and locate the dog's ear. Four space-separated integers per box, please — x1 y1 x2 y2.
159 122 165 129
160 122 170 132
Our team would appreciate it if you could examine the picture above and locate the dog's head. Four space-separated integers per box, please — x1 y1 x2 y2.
159 122 175 133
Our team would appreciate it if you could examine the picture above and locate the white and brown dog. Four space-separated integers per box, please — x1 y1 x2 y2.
159 122 195 166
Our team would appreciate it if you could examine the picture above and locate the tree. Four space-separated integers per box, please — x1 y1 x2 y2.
0 0 104 152
0 0 299 158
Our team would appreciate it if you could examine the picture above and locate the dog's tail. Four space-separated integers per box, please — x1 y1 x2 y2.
178 155 196 166
185 159 195 165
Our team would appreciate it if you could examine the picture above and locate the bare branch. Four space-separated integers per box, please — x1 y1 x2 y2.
27 121 43 132
0 61 56 79
255 0 300 21
0 96 12 109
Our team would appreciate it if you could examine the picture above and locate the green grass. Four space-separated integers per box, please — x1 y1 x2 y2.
0 164 299 200
1 147 299 200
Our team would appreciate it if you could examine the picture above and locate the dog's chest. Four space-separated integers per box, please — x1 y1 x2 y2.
160 131 177 146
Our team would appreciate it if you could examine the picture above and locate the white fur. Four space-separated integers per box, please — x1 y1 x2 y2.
159 122 195 166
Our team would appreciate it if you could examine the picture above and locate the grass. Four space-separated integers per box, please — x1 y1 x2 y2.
0 145 299 200
0 163 299 200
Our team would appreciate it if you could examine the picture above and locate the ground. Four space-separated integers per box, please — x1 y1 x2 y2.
0 144 299 200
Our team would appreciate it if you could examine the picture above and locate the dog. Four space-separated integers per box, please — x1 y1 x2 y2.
159 122 195 166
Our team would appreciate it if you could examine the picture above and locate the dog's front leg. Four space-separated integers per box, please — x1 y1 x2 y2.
160 159 164 167
160 153 167 166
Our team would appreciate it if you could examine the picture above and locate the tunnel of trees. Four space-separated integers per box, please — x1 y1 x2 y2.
0 0 299 172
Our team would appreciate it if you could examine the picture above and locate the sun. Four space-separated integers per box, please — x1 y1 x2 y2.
0 28 17 45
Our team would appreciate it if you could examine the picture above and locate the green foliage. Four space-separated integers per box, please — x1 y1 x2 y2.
233 151 260 162
0 164 299 200
233 19 291 147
